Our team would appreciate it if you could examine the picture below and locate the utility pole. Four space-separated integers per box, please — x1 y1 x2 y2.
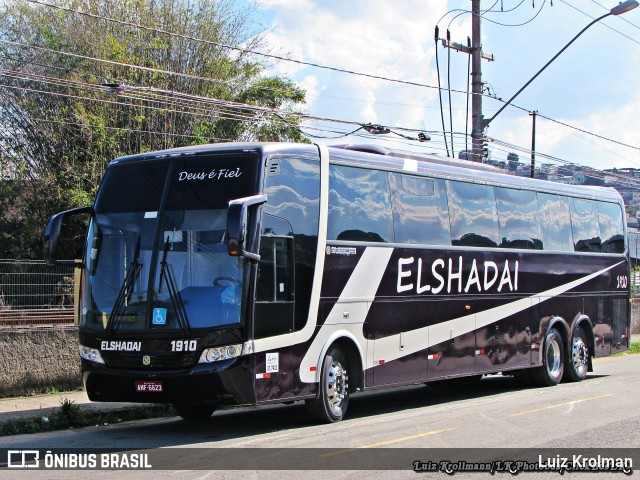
442 0 493 162
530 111 537 178
471 0 484 163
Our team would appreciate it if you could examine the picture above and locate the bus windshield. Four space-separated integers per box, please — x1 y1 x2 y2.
81 153 258 333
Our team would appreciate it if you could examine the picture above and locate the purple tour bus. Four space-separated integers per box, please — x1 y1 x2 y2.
44 142 630 422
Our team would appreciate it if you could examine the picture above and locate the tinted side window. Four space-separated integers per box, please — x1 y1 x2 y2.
571 198 601 252
495 188 542 249
447 181 499 247
538 193 573 252
597 202 625 253
262 155 320 332
328 166 393 242
390 173 451 245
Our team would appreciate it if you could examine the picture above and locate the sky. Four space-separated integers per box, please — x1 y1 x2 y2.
244 0 640 172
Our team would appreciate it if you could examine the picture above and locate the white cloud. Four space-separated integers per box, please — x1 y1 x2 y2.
257 0 450 135
254 1 640 167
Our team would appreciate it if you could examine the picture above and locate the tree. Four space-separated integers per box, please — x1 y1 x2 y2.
0 0 308 258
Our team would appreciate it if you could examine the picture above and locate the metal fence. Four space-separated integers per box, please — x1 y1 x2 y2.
0 259 76 327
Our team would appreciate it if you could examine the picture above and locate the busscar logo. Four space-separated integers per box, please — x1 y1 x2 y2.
326 246 357 256
8 450 40 468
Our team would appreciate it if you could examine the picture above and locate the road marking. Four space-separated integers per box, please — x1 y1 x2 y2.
319 428 456 458
358 428 457 448
508 394 612 417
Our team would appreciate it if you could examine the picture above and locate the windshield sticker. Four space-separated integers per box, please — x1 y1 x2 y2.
152 308 167 325
144 211 158 219
266 352 279 373
178 167 243 182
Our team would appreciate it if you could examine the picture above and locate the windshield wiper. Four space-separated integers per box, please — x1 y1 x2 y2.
158 235 190 336
106 236 142 335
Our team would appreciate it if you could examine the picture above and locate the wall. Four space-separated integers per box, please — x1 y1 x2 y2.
0 327 81 397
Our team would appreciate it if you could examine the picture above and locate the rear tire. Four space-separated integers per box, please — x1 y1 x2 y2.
563 325 589 382
305 345 350 423
531 328 564 387
173 404 215 420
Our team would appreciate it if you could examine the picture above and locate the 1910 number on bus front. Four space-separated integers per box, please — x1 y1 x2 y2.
170 340 197 352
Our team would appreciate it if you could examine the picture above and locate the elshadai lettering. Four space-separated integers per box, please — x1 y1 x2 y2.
178 167 242 181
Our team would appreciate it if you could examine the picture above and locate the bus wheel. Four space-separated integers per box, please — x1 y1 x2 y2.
173 404 216 420
531 328 564 387
305 345 350 423
563 326 589 382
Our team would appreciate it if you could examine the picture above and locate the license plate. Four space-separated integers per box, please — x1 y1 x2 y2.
135 381 163 393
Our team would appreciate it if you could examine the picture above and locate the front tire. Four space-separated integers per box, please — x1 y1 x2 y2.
563 325 589 382
173 404 216 420
305 345 350 423
531 328 564 387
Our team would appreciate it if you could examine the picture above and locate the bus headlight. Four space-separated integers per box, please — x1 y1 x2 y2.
79 345 105 364
198 341 252 363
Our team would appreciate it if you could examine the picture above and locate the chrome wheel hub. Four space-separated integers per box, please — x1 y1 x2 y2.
326 360 348 414
572 337 588 374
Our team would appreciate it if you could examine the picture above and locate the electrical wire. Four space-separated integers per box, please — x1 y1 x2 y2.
559 0 640 46
22 0 479 97
589 0 640 32
443 0 544 29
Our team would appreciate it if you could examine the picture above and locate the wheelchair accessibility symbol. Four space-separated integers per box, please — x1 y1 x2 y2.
152 308 167 325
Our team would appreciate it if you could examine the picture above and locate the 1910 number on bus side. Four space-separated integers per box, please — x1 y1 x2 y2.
617 275 629 289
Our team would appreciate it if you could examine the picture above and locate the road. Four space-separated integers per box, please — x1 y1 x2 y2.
1 354 639 479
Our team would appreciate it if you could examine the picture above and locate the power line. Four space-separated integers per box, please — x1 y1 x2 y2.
9 15 636 159
589 0 640 31
5 71 637 189
8 1 640 166
559 0 640 46
23 0 475 97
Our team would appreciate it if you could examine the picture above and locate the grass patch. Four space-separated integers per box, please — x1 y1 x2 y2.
612 341 640 357
0 399 175 436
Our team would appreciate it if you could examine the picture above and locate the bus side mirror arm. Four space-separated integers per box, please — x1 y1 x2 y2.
227 194 267 262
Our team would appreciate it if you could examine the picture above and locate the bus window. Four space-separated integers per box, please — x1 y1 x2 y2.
390 173 451 246
255 235 294 339
495 188 543 250
447 181 499 248
328 165 392 243
571 198 601 252
597 202 625 253
262 155 320 332
538 193 574 252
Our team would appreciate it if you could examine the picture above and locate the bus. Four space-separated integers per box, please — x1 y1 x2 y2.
44 142 630 423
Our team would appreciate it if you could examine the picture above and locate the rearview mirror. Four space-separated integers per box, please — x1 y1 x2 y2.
227 194 267 262
43 206 93 266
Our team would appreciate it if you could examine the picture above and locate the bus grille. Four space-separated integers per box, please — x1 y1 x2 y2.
103 352 198 369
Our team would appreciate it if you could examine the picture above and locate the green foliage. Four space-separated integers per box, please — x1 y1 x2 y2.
0 0 308 258
612 342 640 356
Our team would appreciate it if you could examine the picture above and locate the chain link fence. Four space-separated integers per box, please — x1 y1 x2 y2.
0 259 77 327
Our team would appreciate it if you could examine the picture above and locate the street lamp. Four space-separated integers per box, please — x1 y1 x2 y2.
482 0 639 131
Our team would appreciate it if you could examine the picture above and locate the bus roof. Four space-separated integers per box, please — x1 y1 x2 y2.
110 142 623 204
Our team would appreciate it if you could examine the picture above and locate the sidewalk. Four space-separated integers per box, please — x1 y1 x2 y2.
0 390 144 424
